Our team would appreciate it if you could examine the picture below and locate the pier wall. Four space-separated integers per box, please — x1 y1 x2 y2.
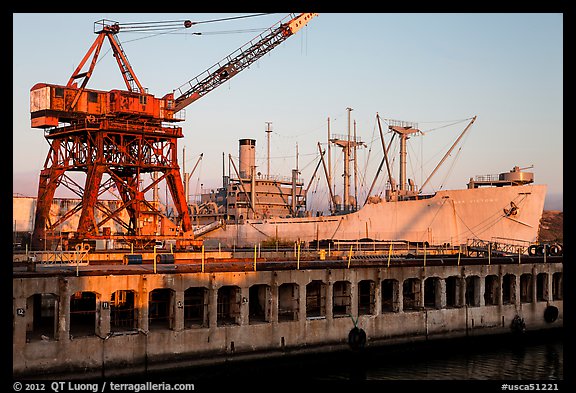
13 260 563 379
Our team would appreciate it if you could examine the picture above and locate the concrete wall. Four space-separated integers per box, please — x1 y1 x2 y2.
13 262 563 379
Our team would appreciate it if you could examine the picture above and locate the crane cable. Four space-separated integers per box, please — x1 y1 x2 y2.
95 14 276 64
187 13 274 25
115 13 274 33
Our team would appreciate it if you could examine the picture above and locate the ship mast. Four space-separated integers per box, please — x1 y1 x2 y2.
265 122 272 178
327 117 332 201
330 107 365 212
385 119 420 201
353 120 359 209
345 108 352 210
383 116 477 200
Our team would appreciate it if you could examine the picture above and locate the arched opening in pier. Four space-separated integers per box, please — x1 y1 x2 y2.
403 278 421 311
306 280 326 318
278 283 299 322
465 276 481 307
111 290 137 332
184 287 208 328
69 291 97 338
249 284 271 324
536 273 548 302
25 293 58 342
381 279 399 313
217 286 241 326
502 274 516 305
358 280 376 315
520 274 533 303
445 276 463 308
424 277 442 309
552 272 563 300
149 288 175 330
333 281 351 317
484 275 499 306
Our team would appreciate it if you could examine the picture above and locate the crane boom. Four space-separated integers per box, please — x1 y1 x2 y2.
173 13 317 113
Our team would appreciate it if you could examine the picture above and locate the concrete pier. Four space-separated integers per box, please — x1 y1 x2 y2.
12 255 563 379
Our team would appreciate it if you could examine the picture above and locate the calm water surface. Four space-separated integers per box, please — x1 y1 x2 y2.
135 330 564 389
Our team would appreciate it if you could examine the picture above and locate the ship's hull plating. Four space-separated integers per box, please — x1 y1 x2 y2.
200 184 547 247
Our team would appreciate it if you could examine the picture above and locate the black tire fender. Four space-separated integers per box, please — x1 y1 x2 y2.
348 327 367 351
544 306 559 323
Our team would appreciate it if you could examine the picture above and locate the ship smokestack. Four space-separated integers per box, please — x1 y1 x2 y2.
239 139 256 179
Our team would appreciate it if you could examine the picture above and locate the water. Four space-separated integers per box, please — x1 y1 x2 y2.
124 330 565 389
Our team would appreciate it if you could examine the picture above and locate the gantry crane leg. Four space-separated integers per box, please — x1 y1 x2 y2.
165 168 192 232
31 167 65 250
77 163 105 237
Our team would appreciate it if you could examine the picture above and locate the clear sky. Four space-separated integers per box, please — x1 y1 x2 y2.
12 12 563 210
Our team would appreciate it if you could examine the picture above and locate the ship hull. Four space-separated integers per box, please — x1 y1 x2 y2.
199 184 547 247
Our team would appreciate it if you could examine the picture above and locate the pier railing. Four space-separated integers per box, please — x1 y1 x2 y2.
19 244 91 267
466 237 531 257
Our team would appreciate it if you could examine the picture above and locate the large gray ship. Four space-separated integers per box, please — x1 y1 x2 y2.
191 114 547 250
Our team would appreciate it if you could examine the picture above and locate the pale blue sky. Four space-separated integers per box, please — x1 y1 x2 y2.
12 13 563 210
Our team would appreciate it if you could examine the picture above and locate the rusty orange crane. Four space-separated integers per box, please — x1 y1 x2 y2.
29 13 317 250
